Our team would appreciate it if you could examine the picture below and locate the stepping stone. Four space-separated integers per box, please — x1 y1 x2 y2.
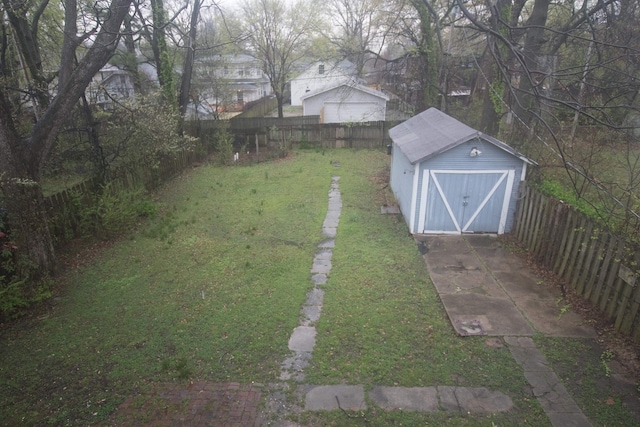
311 274 327 286
318 239 335 249
305 385 366 411
288 326 316 352
311 259 331 274
302 306 321 324
314 250 332 261
369 386 439 412
381 205 400 214
322 227 337 238
305 288 324 305
454 387 513 413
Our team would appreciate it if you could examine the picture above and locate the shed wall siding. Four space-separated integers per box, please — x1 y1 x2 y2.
390 144 415 230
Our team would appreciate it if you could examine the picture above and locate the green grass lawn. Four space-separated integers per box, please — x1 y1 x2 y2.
0 149 637 426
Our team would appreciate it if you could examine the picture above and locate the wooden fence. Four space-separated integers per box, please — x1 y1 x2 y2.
184 118 399 150
233 96 278 119
514 182 640 341
45 145 211 246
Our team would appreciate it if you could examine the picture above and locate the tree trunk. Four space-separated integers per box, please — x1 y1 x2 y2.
0 97 55 277
276 93 284 118
178 0 202 129
2 180 56 279
514 0 551 127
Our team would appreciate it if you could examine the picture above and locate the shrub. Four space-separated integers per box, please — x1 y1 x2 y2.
214 123 235 165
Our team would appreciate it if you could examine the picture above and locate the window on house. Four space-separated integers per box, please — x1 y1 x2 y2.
319 64 325 74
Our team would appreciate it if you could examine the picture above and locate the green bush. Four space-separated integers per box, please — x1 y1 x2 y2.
536 179 600 219
68 183 157 238
214 123 235 165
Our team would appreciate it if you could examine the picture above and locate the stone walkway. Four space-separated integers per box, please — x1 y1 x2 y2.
506 336 592 427
263 177 516 426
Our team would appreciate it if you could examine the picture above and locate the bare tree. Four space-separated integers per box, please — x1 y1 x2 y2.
239 0 320 117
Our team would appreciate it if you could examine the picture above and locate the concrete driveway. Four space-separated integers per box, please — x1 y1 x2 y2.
417 234 596 338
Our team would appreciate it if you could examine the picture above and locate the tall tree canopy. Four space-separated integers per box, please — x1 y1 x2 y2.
239 0 321 117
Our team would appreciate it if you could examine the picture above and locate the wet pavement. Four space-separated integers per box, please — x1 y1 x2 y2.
418 234 596 338
418 234 596 426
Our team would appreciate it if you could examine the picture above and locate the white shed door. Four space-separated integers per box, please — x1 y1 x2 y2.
323 102 380 123
419 170 515 234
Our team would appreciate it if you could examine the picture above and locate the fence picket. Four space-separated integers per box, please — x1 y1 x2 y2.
571 221 593 292
580 231 604 299
531 195 548 257
558 214 581 278
615 279 636 331
627 285 640 338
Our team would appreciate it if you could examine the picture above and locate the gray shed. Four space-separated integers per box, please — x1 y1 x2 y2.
389 108 534 235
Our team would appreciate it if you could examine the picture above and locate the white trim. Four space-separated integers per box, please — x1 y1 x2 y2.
422 230 461 235
430 169 510 174
409 163 420 233
418 171 430 233
520 163 527 181
498 170 515 234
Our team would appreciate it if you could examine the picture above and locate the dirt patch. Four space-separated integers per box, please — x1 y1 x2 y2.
110 382 263 426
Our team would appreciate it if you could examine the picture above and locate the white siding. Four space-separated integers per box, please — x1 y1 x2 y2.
302 85 387 123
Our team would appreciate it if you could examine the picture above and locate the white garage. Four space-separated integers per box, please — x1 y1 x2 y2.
302 82 388 124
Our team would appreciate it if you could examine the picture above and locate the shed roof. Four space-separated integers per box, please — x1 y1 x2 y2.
389 108 534 165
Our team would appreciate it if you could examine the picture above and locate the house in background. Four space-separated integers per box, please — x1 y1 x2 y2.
389 108 534 235
301 81 389 123
193 54 272 113
290 60 360 107
87 65 135 109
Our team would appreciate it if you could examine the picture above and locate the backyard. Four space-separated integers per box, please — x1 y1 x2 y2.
0 149 638 426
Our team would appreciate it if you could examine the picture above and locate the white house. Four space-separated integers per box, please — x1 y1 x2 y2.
194 54 272 112
87 65 135 109
290 60 360 107
301 81 389 123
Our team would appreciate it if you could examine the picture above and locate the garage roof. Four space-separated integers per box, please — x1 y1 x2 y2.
389 108 534 165
300 81 389 101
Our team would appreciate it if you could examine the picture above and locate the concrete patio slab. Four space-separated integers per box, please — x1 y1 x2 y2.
440 293 534 336
515 297 596 338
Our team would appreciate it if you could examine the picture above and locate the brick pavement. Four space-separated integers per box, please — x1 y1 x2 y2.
113 381 262 426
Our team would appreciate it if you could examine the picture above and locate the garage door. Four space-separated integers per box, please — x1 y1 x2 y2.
323 102 381 123
419 170 515 234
